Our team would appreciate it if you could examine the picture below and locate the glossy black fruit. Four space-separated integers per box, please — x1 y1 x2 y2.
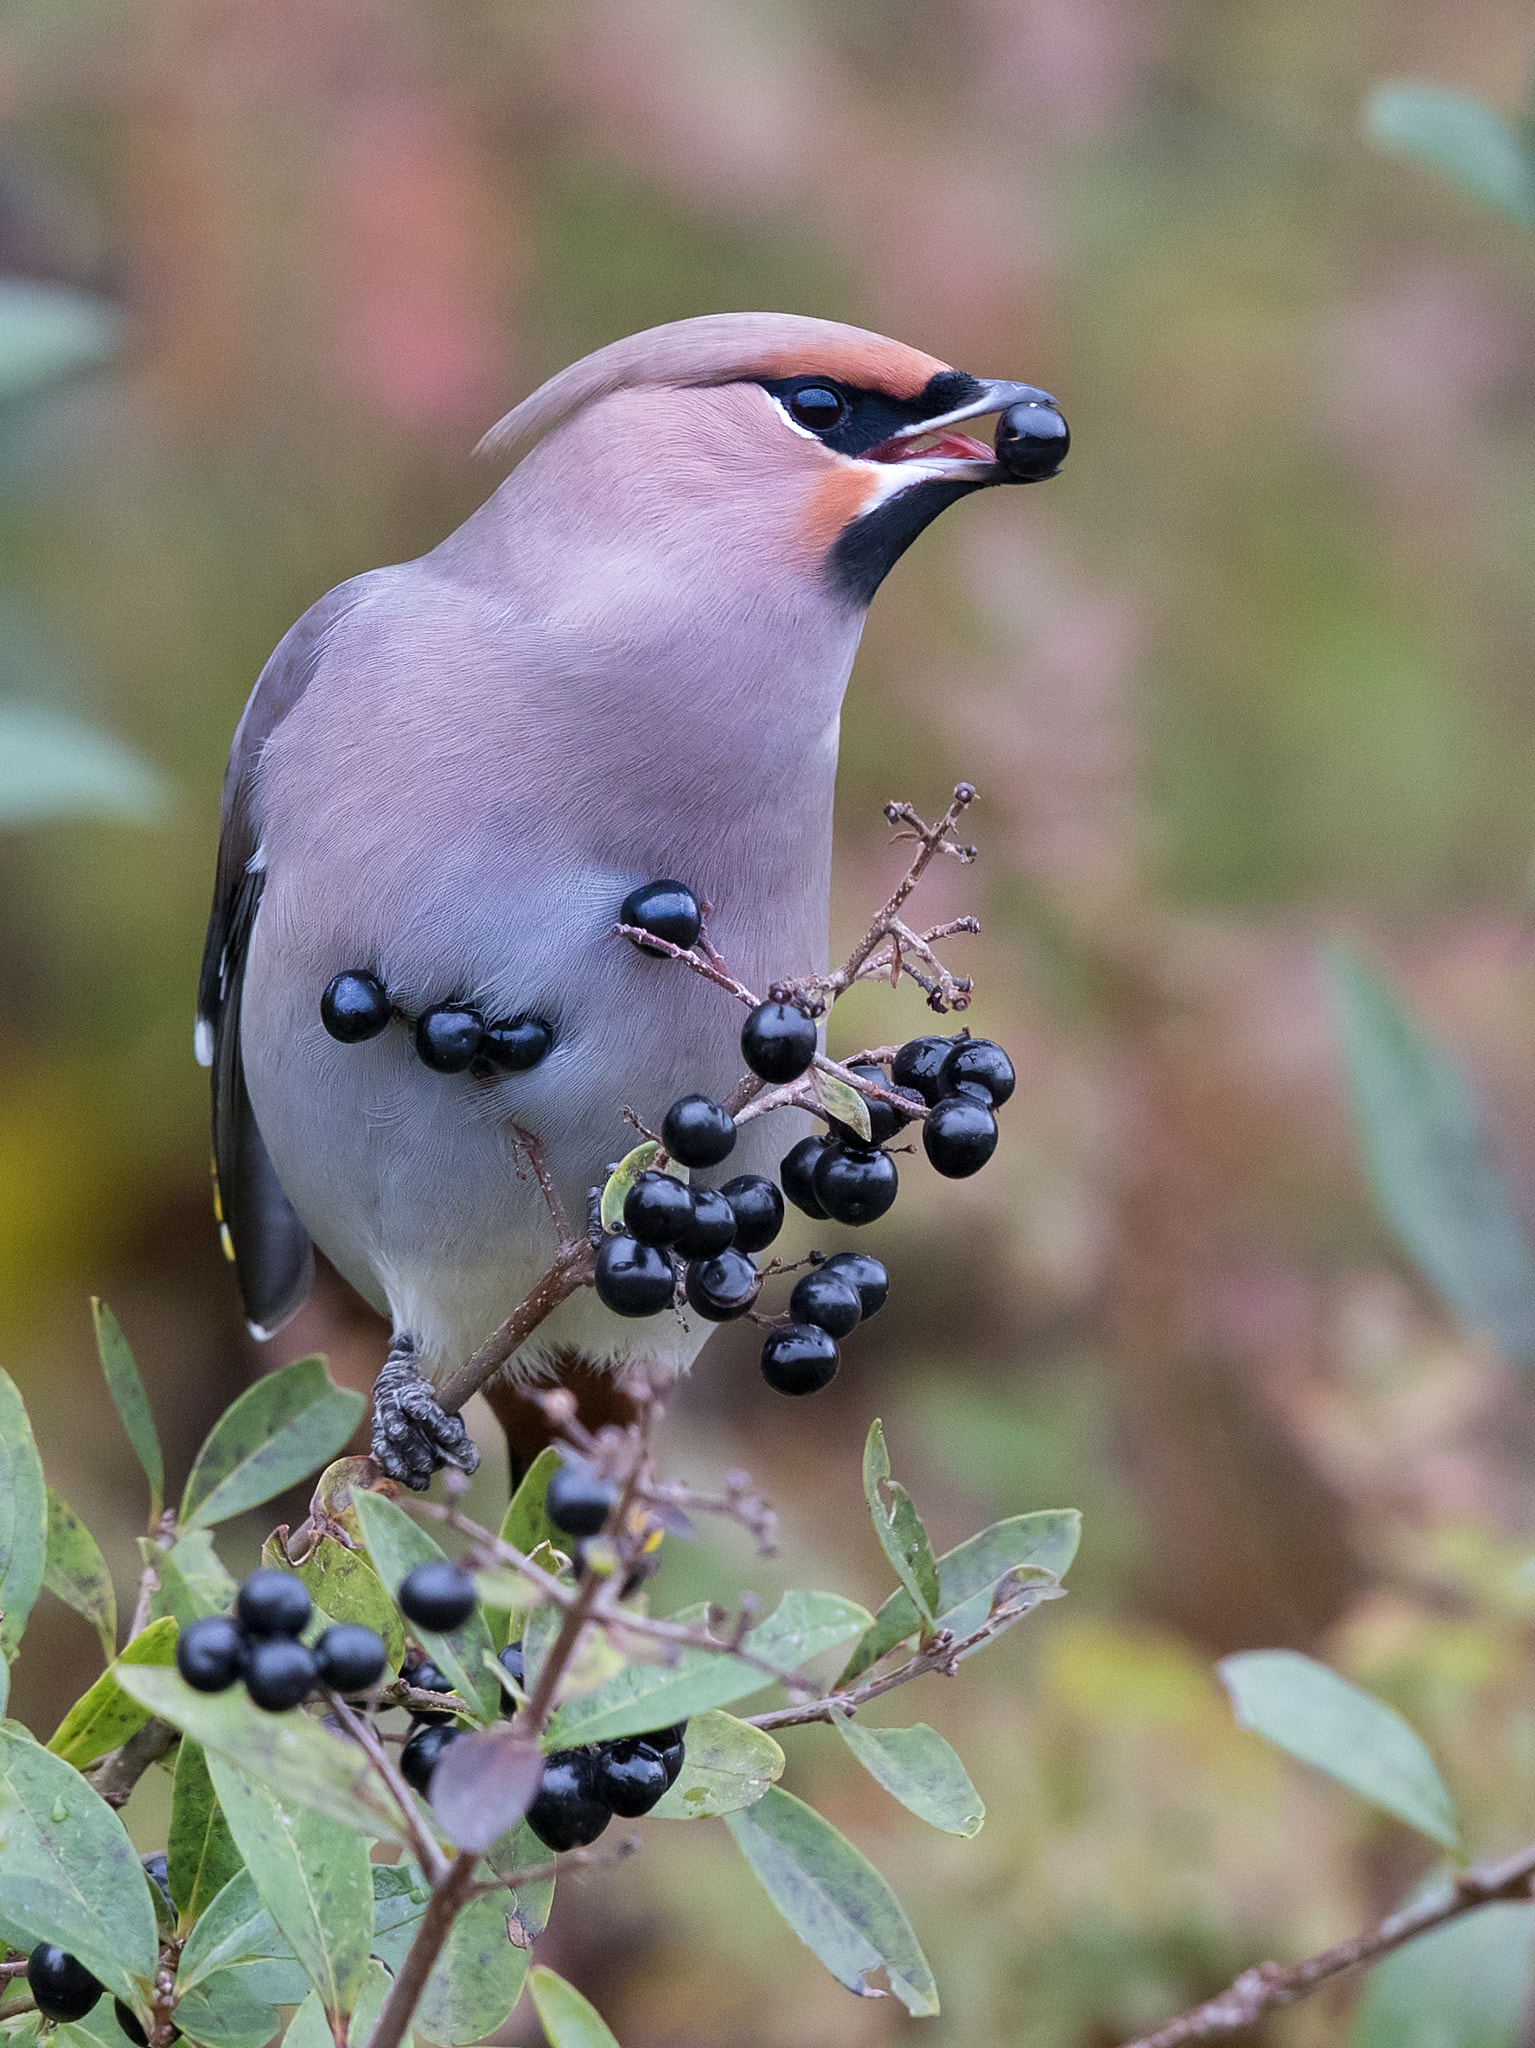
995 398 1069 482
720 1174 784 1254
780 1134 832 1218
820 1251 889 1319
593 1739 671 1817
114 2001 152 2046
661 1094 736 1168
176 1614 247 1693
939 1037 1016 1107
740 1000 817 1083
237 1569 313 1640
398 1561 478 1633
321 970 391 1044
546 1457 617 1539
476 1014 553 1073
651 1724 687 1785
594 1233 677 1317
28 1946 103 2023
825 1063 922 1148
761 1323 839 1396
789 1269 862 1339
403 1655 456 1723
684 1249 761 1322
244 1636 318 1713
673 1186 737 1259
313 1624 388 1694
400 1720 462 1794
621 879 702 952
622 1170 695 1247
498 1640 524 1714
526 1749 612 1852
923 1094 999 1177
812 1144 898 1226
415 1005 485 1073
890 1034 956 1107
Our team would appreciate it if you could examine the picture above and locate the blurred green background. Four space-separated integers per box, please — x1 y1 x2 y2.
8 0 1535 2040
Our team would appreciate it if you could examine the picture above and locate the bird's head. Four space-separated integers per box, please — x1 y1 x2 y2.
478 313 1067 609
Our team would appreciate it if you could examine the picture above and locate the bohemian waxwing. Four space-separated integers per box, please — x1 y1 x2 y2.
197 312 1067 1486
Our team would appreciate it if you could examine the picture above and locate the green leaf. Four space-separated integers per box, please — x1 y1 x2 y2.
599 1141 687 1233
167 1740 243 1926
484 1450 565 1646
180 1358 364 1530
862 1421 939 1626
175 1869 298 1995
204 1750 373 2023
91 1302 163 1520
144 1531 237 1628
1326 947 1535 1367
648 1709 784 1819
350 1489 499 1721
484 1820 555 1945
114 1665 412 1846
54 2008 135 2048
1349 1897 1535 2048
47 1616 179 1769
371 1868 531 2046
547 1590 872 1747
838 1508 1079 1685
833 1714 984 1836
291 1536 404 1672
1219 1649 1460 1851
528 1967 620 2048
173 1969 284 2048
1365 83 1535 229
281 1962 390 2048
0 281 119 402
0 1367 47 1664
44 1489 117 1661
812 1067 871 1142
726 1786 938 2016
0 1723 160 2001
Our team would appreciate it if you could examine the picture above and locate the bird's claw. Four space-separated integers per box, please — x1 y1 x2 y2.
371 1344 480 1492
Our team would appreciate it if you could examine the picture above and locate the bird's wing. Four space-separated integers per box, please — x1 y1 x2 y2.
197 581 366 1337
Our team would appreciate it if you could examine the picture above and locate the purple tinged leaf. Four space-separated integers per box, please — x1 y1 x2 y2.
429 1725 544 1853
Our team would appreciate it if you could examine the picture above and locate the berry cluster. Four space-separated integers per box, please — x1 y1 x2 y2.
175 1570 387 1712
320 968 553 1081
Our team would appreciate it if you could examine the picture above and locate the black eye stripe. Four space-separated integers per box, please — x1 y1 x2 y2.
760 369 984 458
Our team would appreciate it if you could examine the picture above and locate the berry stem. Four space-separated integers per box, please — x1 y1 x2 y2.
433 1237 594 1417
326 1694 448 1884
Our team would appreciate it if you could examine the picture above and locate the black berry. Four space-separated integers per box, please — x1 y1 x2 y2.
244 1637 318 1713
820 1251 889 1319
114 2001 153 2047
813 1144 899 1226
313 1624 388 1694
176 1614 247 1693
652 1723 687 1785
923 1094 999 1177
789 1269 862 1338
662 1094 737 1168
415 1005 485 1073
236 1569 313 1640
780 1134 832 1218
740 1000 817 1083
684 1249 761 1322
826 1063 921 1148
621 880 702 953
28 1947 103 2023
594 1233 677 1317
995 398 1069 482
476 1014 553 1073
546 1457 617 1539
761 1323 839 1395
891 1034 956 1107
622 1170 695 1247
673 1186 737 1259
526 1750 612 1851
320 970 391 1044
403 1654 456 1723
398 1561 478 1633
721 1174 784 1254
400 1721 462 1794
593 1739 671 1817
498 1640 524 1714
939 1036 1016 1107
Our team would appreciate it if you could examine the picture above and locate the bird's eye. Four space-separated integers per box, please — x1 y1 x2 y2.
787 384 847 432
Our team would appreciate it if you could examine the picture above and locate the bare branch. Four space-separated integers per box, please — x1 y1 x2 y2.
436 1239 594 1415
86 1716 176 1808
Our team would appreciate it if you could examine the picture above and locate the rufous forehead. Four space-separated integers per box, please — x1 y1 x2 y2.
747 337 951 399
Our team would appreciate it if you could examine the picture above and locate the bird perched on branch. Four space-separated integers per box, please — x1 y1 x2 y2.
197 312 1067 1487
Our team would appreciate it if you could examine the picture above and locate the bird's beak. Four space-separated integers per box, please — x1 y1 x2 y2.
862 379 1065 483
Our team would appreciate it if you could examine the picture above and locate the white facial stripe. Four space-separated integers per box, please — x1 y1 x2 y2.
767 394 827 443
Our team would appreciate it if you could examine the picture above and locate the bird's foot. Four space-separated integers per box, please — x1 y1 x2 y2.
372 1339 480 1492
